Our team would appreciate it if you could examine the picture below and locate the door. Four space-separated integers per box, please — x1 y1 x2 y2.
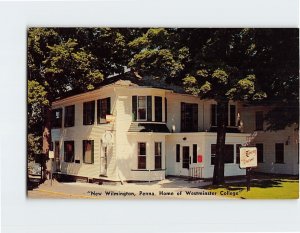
182 146 190 170
54 141 60 172
100 146 108 176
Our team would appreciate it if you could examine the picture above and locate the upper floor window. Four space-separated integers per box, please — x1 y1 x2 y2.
155 96 162 122
64 105 75 127
132 96 152 121
229 105 236 126
83 101 95 125
51 108 62 128
83 140 94 164
211 104 217 126
64 141 74 163
211 104 237 127
181 102 198 132
97 97 111 124
255 111 264 131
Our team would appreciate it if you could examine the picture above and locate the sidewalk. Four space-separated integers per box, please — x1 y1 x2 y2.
28 177 228 200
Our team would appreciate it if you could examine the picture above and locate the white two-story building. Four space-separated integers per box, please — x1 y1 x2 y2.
50 73 299 182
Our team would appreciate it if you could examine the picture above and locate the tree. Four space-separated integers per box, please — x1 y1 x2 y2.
128 28 270 185
27 28 133 176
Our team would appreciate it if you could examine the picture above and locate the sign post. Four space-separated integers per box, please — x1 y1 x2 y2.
240 147 257 191
49 151 54 186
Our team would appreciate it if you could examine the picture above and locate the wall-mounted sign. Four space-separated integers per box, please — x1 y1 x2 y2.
197 155 203 163
240 147 257 168
48 151 54 159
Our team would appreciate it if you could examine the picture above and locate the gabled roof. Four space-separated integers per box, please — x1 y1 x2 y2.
54 71 185 101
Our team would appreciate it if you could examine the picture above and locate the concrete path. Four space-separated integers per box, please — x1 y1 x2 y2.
28 178 228 200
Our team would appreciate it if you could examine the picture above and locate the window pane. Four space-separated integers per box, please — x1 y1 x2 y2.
193 144 197 163
230 105 236 126
83 101 95 125
256 143 264 163
275 143 284 163
155 96 162 122
224 145 234 163
139 143 146 155
138 156 146 169
181 102 198 132
64 141 74 163
155 156 162 169
155 142 161 155
83 140 93 164
138 96 146 108
138 109 146 120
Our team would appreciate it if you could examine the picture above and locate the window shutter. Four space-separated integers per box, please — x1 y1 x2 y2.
165 98 167 122
147 96 152 121
132 96 137 121
192 104 198 131
107 97 111 114
181 102 185 131
83 102 86 125
91 101 95 124
155 96 162 122
91 140 94 164
97 100 101 124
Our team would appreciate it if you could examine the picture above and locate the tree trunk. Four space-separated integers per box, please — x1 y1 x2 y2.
212 100 228 185
42 105 52 180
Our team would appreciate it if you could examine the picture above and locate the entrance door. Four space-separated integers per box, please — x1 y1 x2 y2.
54 141 60 172
182 146 190 170
100 146 108 176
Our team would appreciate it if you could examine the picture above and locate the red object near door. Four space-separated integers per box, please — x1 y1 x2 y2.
197 155 203 163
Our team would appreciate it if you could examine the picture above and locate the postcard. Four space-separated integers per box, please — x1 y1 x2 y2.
27 27 299 199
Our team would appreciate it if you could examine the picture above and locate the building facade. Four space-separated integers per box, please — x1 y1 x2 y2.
50 77 299 182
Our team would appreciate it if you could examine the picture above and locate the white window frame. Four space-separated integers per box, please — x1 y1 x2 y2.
154 142 162 169
137 142 147 169
137 96 147 121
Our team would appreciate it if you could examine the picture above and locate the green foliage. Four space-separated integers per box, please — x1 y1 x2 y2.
27 133 42 160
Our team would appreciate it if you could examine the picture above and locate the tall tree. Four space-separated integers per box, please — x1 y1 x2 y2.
128 28 279 185
27 28 132 165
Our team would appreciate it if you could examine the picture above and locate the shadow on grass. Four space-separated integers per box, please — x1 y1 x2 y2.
201 179 284 191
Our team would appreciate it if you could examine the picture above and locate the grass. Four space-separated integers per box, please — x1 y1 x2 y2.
201 177 299 199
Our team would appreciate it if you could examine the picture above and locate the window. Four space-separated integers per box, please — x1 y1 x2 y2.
229 105 236 126
83 101 95 125
132 96 152 121
83 140 94 164
224 145 234 163
181 102 198 132
155 142 162 169
211 144 234 165
256 143 264 163
51 108 62 128
193 144 197 163
138 142 146 169
176 144 180 162
64 105 75 127
155 96 162 122
255 111 264 130
211 144 216 165
64 141 74 163
236 144 242 164
211 104 217 126
275 143 284 163
97 97 111 124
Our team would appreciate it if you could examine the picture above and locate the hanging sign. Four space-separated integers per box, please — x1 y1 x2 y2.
239 147 257 168
48 151 54 159
197 155 203 163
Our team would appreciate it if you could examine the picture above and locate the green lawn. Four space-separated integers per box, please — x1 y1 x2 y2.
202 178 299 199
